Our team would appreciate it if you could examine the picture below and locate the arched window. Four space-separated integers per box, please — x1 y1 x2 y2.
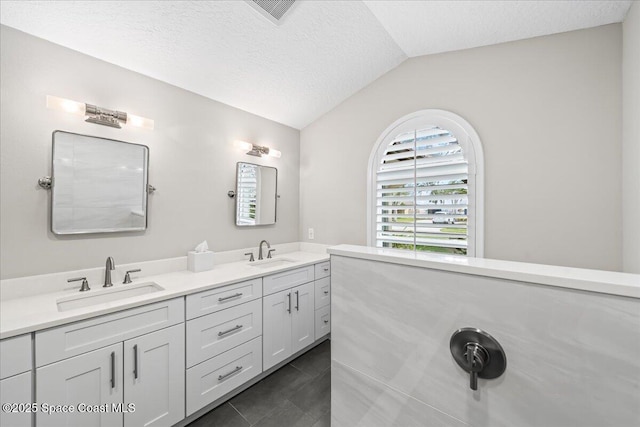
367 110 484 257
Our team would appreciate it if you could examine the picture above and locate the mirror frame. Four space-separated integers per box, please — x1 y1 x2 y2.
235 162 278 227
50 130 150 235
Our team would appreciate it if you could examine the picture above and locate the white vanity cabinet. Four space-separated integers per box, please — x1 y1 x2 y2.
35 298 185 427
37 343 124 427
185 280 264 416
263 268 317 370
2 256 331 427
0 334 33 427
123 324 185 427
314 261 331 339
291 282 316 352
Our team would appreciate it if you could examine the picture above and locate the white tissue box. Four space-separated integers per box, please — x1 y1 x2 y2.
188 251 214 272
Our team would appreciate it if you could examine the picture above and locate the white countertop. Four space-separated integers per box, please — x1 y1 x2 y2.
328 245 640 299
0 251 329 339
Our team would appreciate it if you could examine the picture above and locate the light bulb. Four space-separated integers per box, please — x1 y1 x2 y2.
46 95 85 116
268 148 282 158
234 140 254 151
127 114 154 130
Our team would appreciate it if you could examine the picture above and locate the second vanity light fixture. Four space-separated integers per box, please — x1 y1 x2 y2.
234 140 282 158
46 95 154 130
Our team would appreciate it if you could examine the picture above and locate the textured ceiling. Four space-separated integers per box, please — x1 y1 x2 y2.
0 1 406 129
363 0 633 57
0 1 633 129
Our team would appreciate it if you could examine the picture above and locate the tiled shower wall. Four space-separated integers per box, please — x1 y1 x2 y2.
330 256 640 427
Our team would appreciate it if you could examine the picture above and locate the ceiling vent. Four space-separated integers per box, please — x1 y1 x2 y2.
245 0 297 25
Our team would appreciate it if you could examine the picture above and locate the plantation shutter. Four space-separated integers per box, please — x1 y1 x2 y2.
237 163 257 225
375 126 469 254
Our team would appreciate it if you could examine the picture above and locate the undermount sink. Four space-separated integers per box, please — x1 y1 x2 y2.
57 282 164 312
249 258 296 269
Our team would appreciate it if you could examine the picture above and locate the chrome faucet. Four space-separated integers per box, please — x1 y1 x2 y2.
258 240 271 260
104 257 115 287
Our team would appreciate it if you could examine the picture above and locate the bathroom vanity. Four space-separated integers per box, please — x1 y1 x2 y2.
0 248 330 427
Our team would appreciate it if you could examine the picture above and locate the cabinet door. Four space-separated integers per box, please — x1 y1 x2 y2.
263 290 293 370
315 305 331 339
124 324 185 427
37 343 123 427
0 334 32 379
1 372 32 427
291 282 315 354
314 277 331 310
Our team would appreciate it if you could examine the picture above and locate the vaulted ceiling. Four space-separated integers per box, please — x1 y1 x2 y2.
0 1 633 129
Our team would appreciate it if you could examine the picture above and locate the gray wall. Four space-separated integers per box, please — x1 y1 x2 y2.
623 3 640 273
0 26 300 279
300 24 623 271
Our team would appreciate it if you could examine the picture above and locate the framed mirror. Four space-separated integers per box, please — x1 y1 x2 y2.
235 162 277 226
50 131 150 235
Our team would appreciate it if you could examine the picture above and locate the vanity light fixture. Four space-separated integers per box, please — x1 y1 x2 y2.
234 140 281 158
46 95 154 130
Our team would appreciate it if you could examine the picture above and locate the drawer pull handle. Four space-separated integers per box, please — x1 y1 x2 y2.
218 366 243 381
324 320 329 324
218 324 243 337
133 345 139 379
110 351 115 389
323 267 329 272
323 290 329 295
219 292 243 302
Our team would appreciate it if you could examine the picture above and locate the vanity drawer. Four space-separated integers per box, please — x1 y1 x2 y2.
314 277 331 310
263 266 314 296
186 336 262 416
186 278 262 320
36 298 184 367
315 305 331 339
315 261 331 279
0 334 31 379
186 299 262 367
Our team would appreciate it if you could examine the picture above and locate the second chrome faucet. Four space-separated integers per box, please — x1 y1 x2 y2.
258 240 276 260
245 240 276 262
104 256 115 287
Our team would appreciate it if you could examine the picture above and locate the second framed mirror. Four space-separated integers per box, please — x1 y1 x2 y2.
235 162 277 226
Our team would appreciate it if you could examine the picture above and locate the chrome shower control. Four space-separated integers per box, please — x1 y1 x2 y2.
450 328 506 390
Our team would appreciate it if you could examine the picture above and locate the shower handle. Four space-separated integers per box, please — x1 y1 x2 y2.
450 328 506 391
464 342 489 390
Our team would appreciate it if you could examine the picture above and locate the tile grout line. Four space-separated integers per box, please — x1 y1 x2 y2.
288 362 307 375
245 402 284 427
228 402 252 426
188 342 331 427
286 397 308 416
333 360 469 426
